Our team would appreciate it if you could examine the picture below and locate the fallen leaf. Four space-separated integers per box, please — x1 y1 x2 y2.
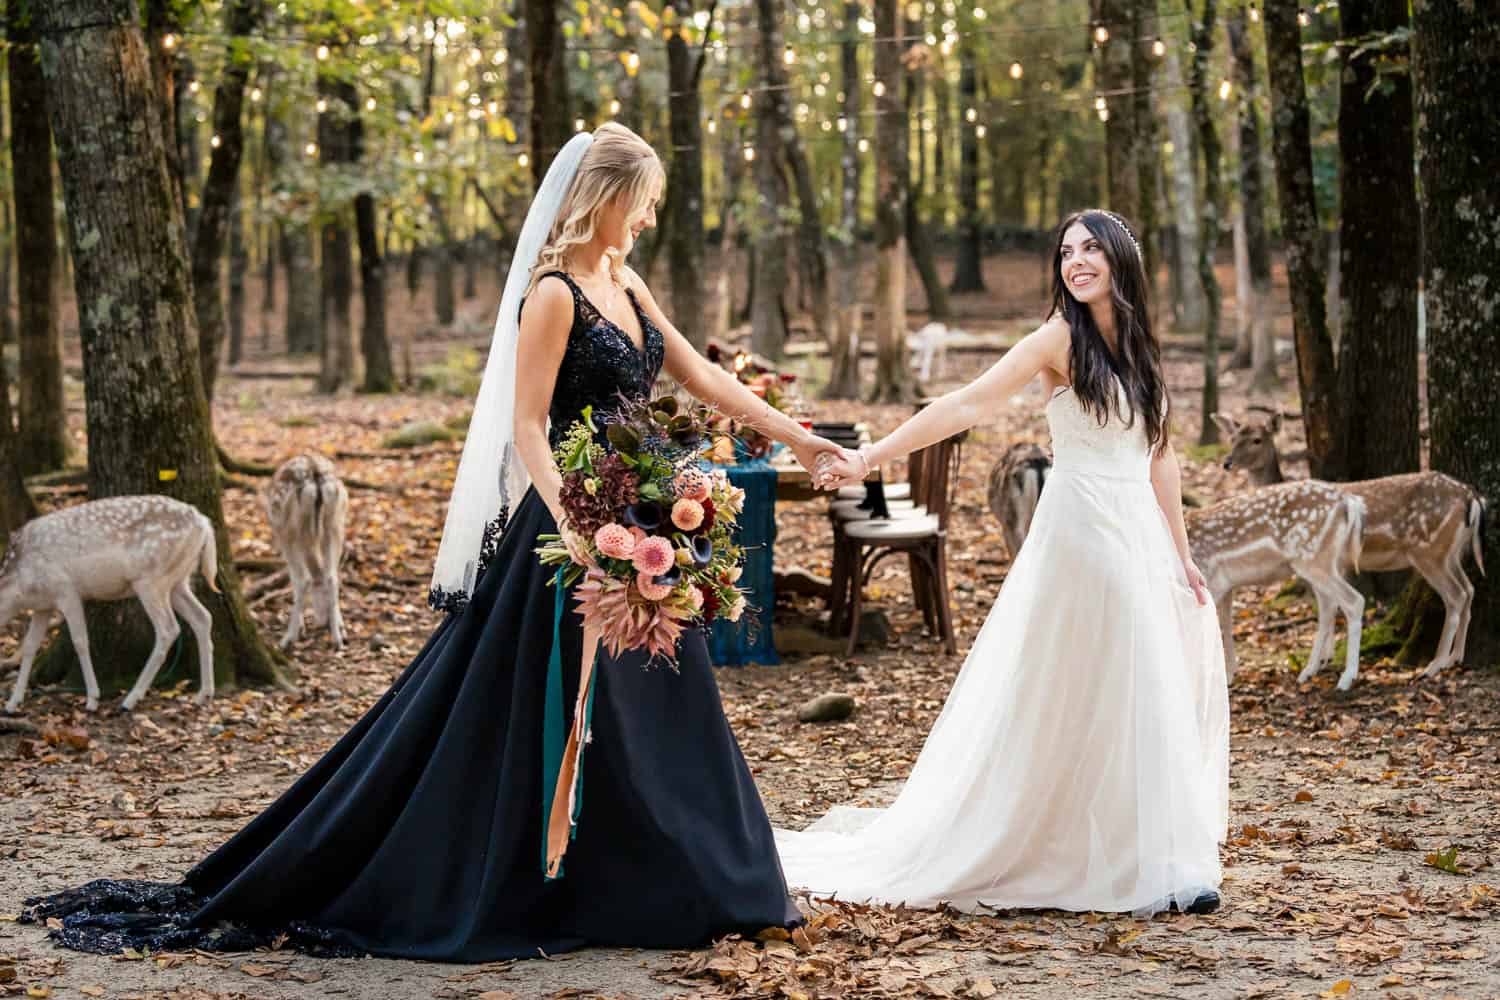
1320 980 1354 997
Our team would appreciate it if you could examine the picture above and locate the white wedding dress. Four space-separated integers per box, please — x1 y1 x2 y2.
775 381 1229 916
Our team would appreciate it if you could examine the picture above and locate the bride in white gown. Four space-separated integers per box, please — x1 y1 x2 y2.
791 210 1229 917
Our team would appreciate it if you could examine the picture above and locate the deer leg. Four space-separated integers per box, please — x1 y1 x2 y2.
1215 590 1238 682
170 580 215 704
281 559 308 650
1297 584 1339 684
326 532 345 650
1418 559 1472 678
52 593 100 712
1309 572 1365 692
120 586 181 712
5 614 54 713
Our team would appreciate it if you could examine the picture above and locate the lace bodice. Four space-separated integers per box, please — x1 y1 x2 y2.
1045 380 1153 481
530 271 666 446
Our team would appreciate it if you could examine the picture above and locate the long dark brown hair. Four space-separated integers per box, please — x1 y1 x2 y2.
1047 209 1169 452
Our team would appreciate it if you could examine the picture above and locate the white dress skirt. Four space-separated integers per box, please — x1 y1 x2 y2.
775 382 1229 916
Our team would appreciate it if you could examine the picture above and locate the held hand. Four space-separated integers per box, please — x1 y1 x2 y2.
816 447 868 491
791 434 843 483
1183 558 1210 607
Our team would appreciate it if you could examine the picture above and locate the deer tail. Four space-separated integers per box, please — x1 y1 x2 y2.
1342 495 1366 575
199 518 221 593
1470 497 1487 578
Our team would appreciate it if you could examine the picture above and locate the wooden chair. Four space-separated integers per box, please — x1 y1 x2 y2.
832 432 965 656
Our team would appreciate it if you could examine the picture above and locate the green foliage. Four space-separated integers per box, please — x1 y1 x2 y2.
413 347 483 396
382 420 460 448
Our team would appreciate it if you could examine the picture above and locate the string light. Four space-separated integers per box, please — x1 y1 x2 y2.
783 45 796 65
413 149 424 163
975 124 986 138
366 96 377 111
316 44 330 60
609 98 621 114
973 7 986 20
492 50 507 65
740 91 752 109
624 50 641 73
316 97 328 112
161 32 178 50
518 152 529 168
706 118 717 134
1097 106 1109 122
1249 4 1261 22
487 100 499 114
1217 79 1233 100
304 142 318 156
468 47 482 65
743 145 755 161
836 115 848 132
1152 38 1166 57
1093 25 1109 44
188 80 201 94
1094 95 1107 111
574 117 585 131
1009 61 1024 79
1297 9 1310 26
857 137 870 152
210 134 221 148
872 80 886 97
249 87 262 102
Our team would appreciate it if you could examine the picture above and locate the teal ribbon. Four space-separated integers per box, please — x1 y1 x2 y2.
540 566 598 880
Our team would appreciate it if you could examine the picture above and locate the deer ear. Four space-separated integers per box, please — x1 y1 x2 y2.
1269 409 1283 433
1211 412 1237 438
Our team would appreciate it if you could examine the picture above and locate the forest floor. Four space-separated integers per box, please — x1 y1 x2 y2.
3 251 1497 999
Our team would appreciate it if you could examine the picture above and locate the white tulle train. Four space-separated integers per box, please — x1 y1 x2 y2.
775 384 1229 916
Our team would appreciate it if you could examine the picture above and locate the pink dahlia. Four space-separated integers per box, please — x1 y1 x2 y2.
673 468 711 502
631 535 675 576
671 498 705 532
683 585 705 612
593 523 636 561
636 572 673 601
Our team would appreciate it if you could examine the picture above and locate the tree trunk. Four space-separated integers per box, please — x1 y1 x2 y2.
949 36 985 295
317 77 355 394
0 346 38 534
190 0 259 401
749 0 790 360
1092 0 1140 218
665 0 711 349
1131 0 1160 309
1226 5 1276 390
871 0 911 403
903 6 949 324
823 0 863 400
1336 0 1420 481
1262 0 1343 478
8 0 69 476
526 0 571 188
1411 0 1500 664
143 0 186 219
227 184 246 367
35 0 282 695
1162 46 1207 331
780 77 832 348
266 109 318 354
352 85 393 393
1186 0 1224 446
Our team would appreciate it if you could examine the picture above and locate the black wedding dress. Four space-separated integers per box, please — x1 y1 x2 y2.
21 270 802 961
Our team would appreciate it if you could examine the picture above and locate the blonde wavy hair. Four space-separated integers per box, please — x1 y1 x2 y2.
526 123 665 298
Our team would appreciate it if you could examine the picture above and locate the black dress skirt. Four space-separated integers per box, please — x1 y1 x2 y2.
21 272 802 961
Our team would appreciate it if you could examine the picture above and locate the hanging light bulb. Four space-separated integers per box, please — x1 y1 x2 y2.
1297 9 1311 26
1152 38 1166 57
1093 25 1110 44
740 91 752 109
609 99 621 115
625 50 641 74
706 118 717 134
873 80 886 97
743 146 755 161
188 80 201 94
1249 4 1261 22
1097 107 1109 123
210 134 221 149
836 115 848 132
316 97 328 113
1094 95 1107 111
975 124 986 138
161 32 178 50
973 7 986 19
518 152 529 168
1218 79 1233 100
783 45 796 65
487 100 499 115
965 107 977 122
316 44 330 60
414 149 424 163
366 96 377 111
575 117 586 132
1009 61 1023 80
249 87 263 103
857 137 870 153
305 142 319 157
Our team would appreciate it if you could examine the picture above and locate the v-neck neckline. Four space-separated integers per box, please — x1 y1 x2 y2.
567 274 648 357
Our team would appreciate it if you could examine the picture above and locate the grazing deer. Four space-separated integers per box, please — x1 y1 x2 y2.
265 454 349 650
1187 481 1368 690
1215 410 1487 679
908 321 958 382
2 496 218 713
986 442 1051 560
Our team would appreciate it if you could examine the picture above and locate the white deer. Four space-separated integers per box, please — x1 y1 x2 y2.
2 495 218 713
264 454 349 650
986 442 1051 560
1187 481 1368 690
1215 410 1487 679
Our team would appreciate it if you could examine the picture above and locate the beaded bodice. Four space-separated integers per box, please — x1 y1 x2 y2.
1045 378 1153 481
533 271 666 445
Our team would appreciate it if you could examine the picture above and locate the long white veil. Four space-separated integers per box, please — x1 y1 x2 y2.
429 132 594 613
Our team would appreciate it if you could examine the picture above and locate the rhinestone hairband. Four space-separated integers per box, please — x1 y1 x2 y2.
1101 210 1143 261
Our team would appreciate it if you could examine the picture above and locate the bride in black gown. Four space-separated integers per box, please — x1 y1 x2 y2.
22 123 839 962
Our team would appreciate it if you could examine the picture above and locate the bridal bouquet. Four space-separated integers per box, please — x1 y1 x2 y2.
536 395 749 665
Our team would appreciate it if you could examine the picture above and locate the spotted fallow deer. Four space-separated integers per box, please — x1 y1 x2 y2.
1187 481 1368 690
2 495 218 713
1214 410 1487 680
986 442 1051 560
